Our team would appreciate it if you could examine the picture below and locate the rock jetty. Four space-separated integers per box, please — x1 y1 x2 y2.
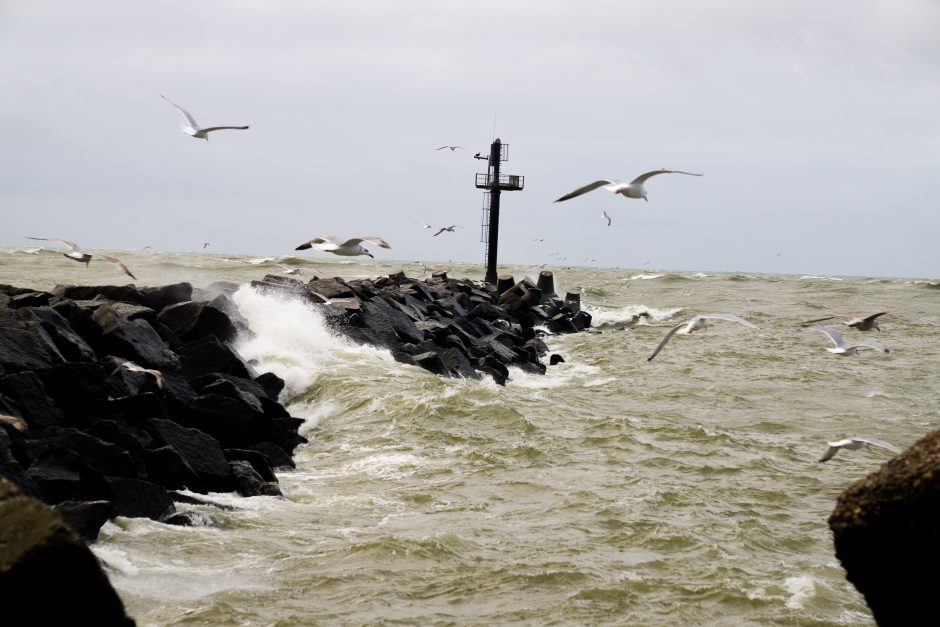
249 269 592 384
829 428 940 625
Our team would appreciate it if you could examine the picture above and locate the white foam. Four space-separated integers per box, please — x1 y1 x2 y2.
231 285 389 398
783 574 817 609
585 304 681 327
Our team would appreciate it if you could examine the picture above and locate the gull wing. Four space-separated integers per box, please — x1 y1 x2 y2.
852 437 901 453
806 325 846 348
818 442 845 462
100 254 137 280
554 180 617 203
25 236 83 254
851 340 889 353
646 322 687 362
200 125 250 133
345 237 391 249
295 236 340 251
630 169 704 185
160 94 200 129
432 228 446 237
800 315 836 327
697 313 759 329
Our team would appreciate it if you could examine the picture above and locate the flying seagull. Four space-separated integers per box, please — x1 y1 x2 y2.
433 225 462 237
25 237 137 279
160 94 249 140
295 235 391 258
818 437 901 462
801 312 888 331
555 169 703 203
647 313 758 362
110 360 165 391
275 263 303 276
436 145 468 152
25 237 91 265
805 326 889 356
602 211 612 227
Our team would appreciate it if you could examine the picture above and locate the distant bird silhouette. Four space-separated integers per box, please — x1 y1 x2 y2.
602 211 612 227
818 437 900 462
555 169 703 203
160 94 249 141
802 312 888 331
433 225 462 237
647 314 759 362
804 326 889 356
436 145 467 152
295 235 390 258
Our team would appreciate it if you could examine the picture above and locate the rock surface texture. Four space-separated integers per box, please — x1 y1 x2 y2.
829 428 940 625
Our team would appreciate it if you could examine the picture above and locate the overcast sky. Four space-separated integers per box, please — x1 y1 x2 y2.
1 0 938 278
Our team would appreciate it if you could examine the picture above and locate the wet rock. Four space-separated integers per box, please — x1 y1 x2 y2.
0 477 136 625
0 320 66 373
54 499 115 543
229 460 281 497
829 428 940 625
140 419 233 493
0 371 67 430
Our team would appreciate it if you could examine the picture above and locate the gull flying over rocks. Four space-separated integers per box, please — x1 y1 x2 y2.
647 313 759 362
25 237 137 279
295 235 391 258
433 225 462 237
555 169 703 203
818 437 901 462
109 360 165 391
160 94 249 141
805 326 889 356
801 312 888 331
275 263 303 276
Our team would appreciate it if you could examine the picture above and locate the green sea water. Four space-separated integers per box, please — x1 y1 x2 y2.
3 246 938 625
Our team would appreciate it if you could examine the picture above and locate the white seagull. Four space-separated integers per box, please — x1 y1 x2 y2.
805 326 889 356
555 169 703 203
436 145 468 152
801 312 888 331
294 235 391 258
110 360 165 391
647 313 759 362
818 437 901 462
275 263 303 276
433 225 462 237
602 211 612 227
25 237 137 279
160 94 249 140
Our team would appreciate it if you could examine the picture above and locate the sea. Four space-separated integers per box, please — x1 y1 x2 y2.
3 246 939 626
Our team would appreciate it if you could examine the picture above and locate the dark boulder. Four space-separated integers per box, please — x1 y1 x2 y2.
0 477 136 625
53 499 115 543
829 429 940 625
229 460 281 497
0 371 67 430
157 300 237 343
177 335 254 380
92 304 181 370
0 320 66 374
140 419 233 493
16 306 97 362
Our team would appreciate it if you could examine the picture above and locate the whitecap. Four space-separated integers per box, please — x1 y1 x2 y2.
783 574 817 609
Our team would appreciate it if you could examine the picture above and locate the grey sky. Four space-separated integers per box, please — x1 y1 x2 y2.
2 0 938 278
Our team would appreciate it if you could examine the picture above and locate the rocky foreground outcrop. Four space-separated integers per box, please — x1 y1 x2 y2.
0 476 135 624
250 269 591 384
829 428 940 625
1 280 305 543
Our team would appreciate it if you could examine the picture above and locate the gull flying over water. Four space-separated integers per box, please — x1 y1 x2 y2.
805 326 889 356
160 94 249 140
295 235 391 258
555 169 703 203
433 225 462 237
818 437 901 462
275 263 303 276
25 237 137 279
647 313 758 362
801 312 888 331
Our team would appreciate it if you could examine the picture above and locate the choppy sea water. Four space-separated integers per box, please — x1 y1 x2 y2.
3 246 939 626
